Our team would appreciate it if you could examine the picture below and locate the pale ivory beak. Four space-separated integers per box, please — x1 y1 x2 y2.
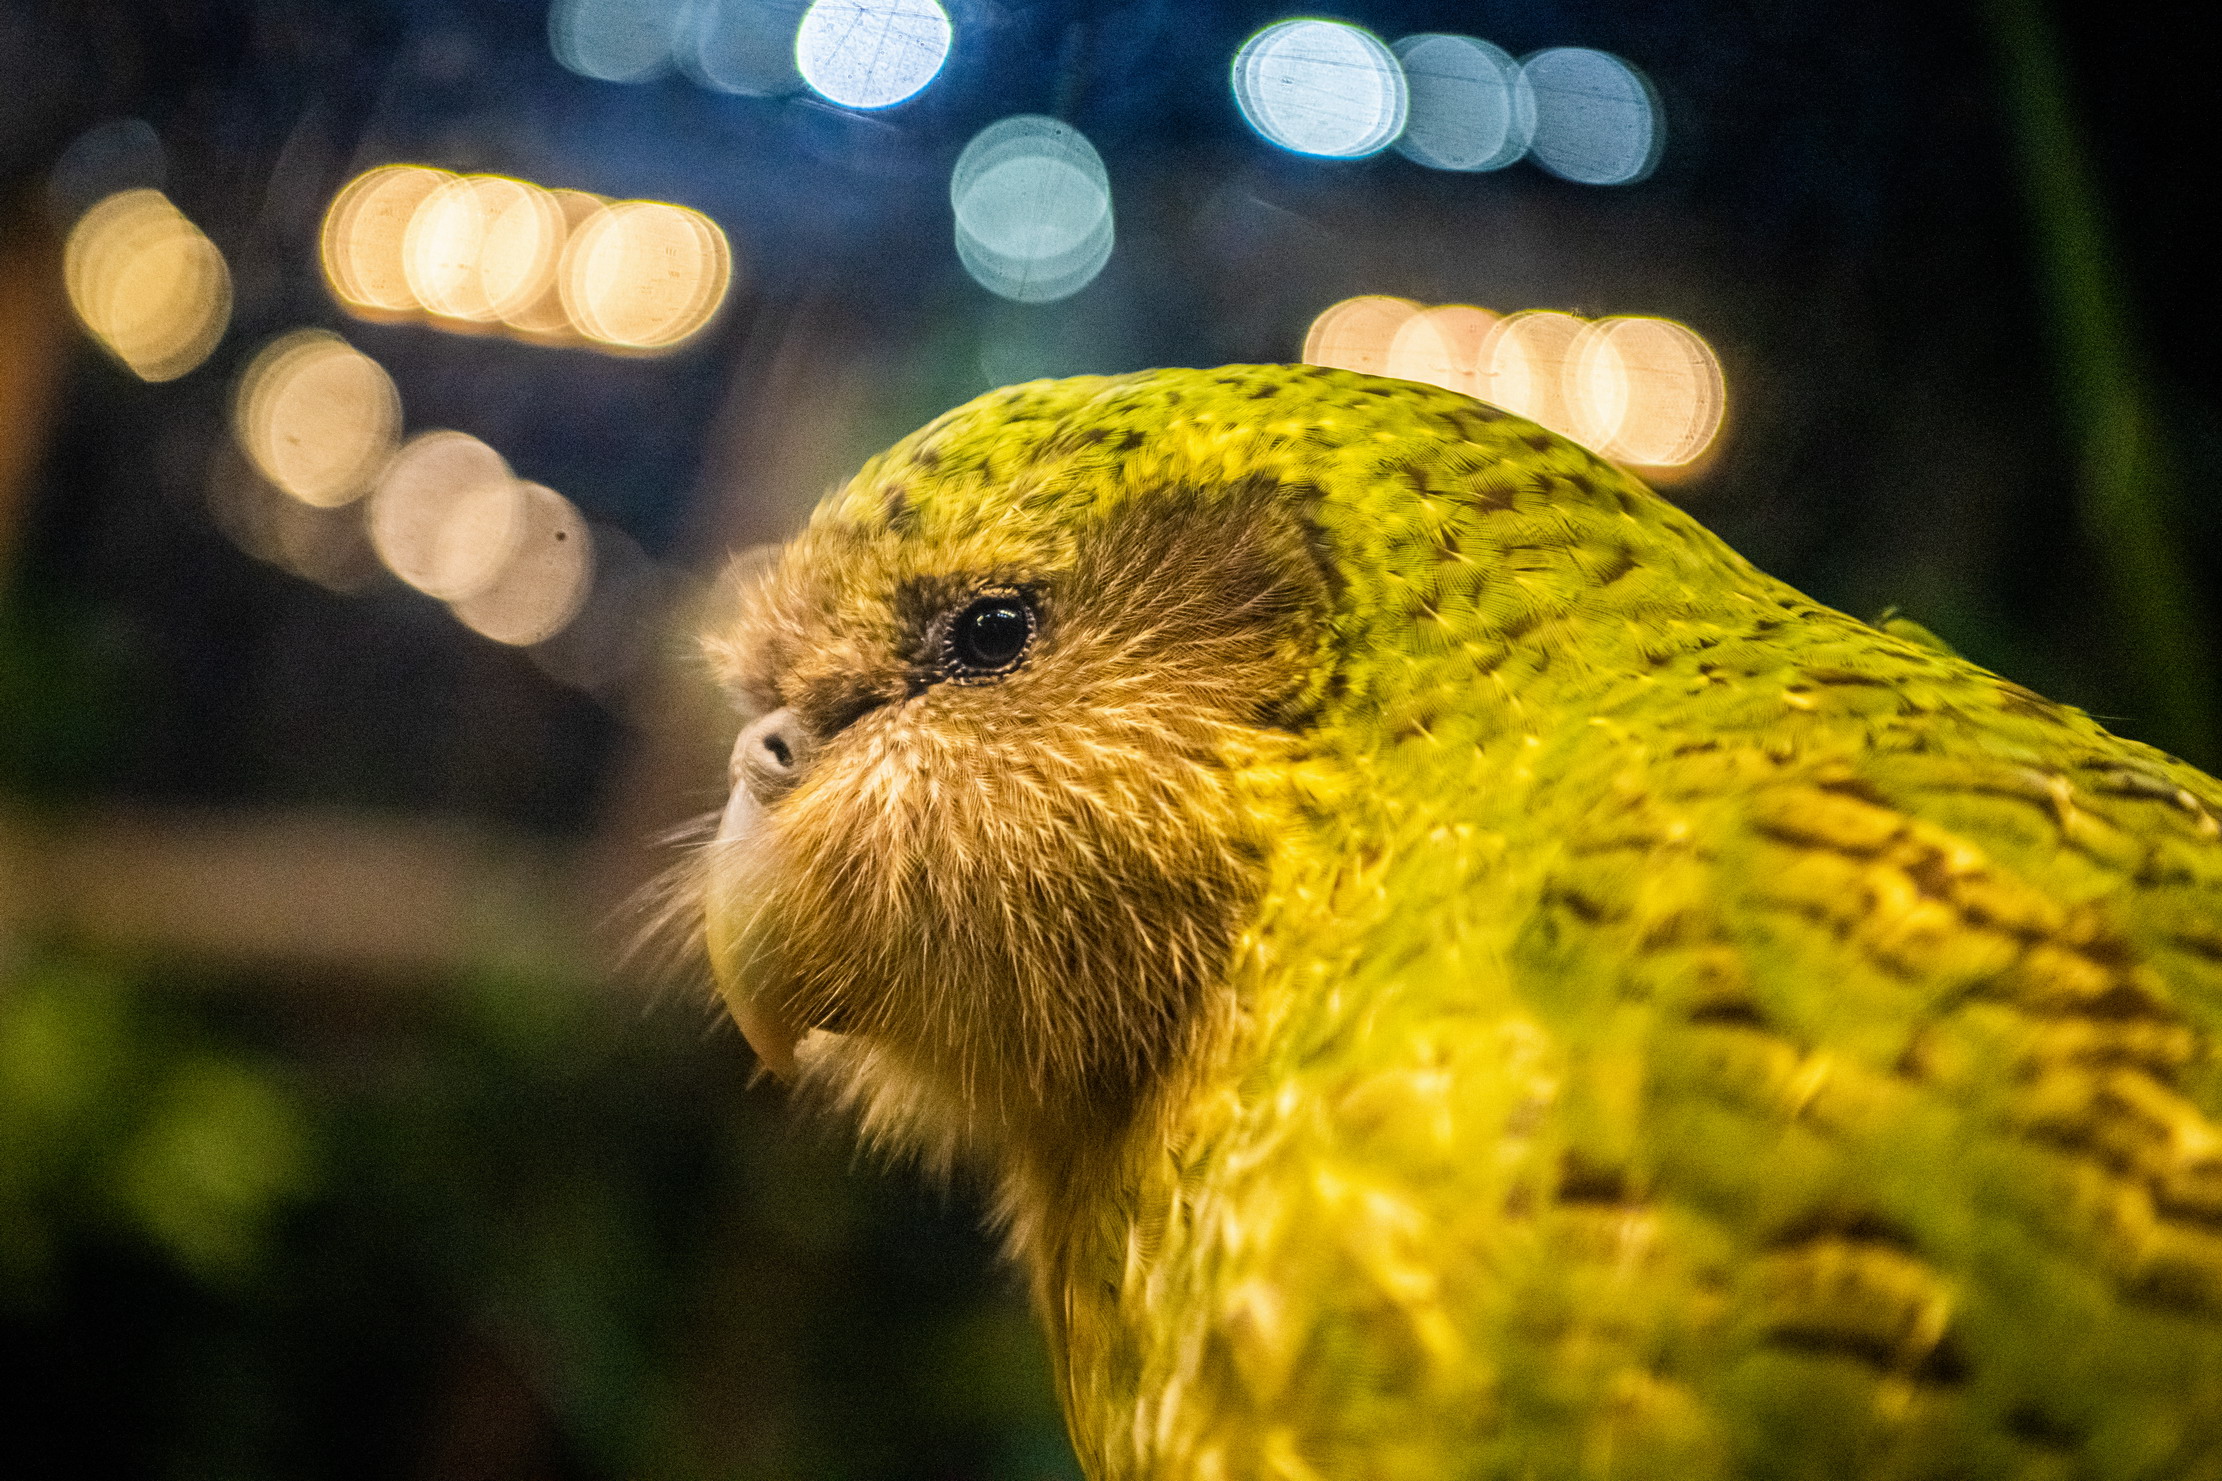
708 708 813 1078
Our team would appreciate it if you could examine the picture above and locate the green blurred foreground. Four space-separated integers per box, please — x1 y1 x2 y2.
0 952 1077 1481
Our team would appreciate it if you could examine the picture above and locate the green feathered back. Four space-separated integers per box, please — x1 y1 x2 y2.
832 366 2222 1479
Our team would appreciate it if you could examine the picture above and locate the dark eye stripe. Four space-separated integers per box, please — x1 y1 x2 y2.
944 591 1035 680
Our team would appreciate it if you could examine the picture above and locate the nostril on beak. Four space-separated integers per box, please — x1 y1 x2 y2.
732 707 812 804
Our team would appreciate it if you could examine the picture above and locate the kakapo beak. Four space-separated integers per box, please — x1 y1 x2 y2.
708 721 808 1078
706 884 802 1078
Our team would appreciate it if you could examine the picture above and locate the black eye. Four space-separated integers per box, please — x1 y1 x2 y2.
943 590 1035 679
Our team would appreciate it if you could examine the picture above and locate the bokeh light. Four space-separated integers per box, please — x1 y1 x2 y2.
62 188 231 382
319 169 726 353
1570 316 1726 466
549 0 686 82
794 0 952 109
1479 309 1589 438
1301 295 1420 376
1391 35 1531 172
476 182 569 324
404 175 548 323
1386 303 1498 396
1522 48 1663 186
683 0 810 95
498 189 608 337
233 331 402 508
1232 20 1408 159
220 342 608 649
950 116 1114 304
320 165 454 315
558 201 733 351
367 431 523 601
1306 298 1726 470
526 524 665 693
449 483 595 647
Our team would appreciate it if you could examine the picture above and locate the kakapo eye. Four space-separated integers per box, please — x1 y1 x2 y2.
942 589 1036 680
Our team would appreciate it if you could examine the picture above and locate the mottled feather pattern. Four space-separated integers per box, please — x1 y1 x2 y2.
695 365 2222 1479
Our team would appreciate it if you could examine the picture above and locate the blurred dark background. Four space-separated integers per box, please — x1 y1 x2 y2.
0 0 2214 1477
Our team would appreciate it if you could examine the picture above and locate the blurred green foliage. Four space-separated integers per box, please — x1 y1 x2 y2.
0 952 1079 1480
0 960 314 1293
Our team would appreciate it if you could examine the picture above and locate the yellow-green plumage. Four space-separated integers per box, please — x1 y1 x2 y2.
698 364 2222 1479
